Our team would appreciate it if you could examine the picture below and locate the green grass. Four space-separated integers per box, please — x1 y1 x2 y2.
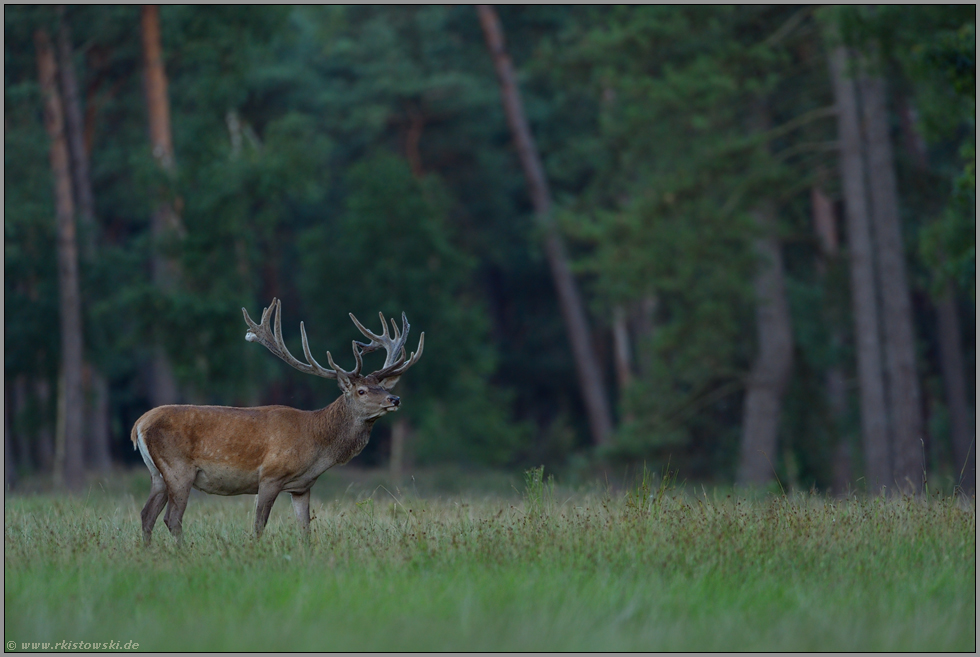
4 468 976 651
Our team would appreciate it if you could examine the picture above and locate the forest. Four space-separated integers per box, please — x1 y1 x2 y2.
4 5 976 494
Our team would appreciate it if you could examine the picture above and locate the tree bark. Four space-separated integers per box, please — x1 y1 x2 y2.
83 364 112 472
826 43 892 491
57 8 113 471
738 201 794 486
611 305 635 424
34 377 56 473
812 186 852 493
390 417 408 485
12 377 33 473
477 4 614 446
141 4 181 407
56 8 95 258
5 383 15 490
898 98 974 493
611 305 633 393
36 27 85 491
858 63 925 492
937 291 974 492
631 295 658 377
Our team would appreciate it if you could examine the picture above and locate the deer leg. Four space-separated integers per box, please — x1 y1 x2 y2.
255 483 281 538
290 490 311 533
140 475 168 545
163 473 194 544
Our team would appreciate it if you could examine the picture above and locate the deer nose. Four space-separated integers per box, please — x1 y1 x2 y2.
387 395 400 407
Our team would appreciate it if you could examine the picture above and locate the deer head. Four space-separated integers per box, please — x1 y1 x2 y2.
242 298 424 418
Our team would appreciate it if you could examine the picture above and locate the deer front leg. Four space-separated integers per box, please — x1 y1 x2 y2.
290 490 311 533
254 482 281 538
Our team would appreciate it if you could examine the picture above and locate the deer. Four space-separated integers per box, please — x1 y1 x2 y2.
131 298 423 544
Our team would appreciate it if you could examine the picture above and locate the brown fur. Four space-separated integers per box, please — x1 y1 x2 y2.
132 379 397 543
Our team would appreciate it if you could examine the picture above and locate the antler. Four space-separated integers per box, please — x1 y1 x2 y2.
243 299 424 382
242 298 363 380
348 311 425 380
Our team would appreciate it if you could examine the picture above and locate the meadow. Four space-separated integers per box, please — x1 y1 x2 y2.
4 468 976 652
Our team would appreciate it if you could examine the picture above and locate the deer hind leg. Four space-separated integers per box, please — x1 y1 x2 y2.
140 474 168 545
290 490 311 534
254 482 282 538
162 468 195 544
136 426 168 545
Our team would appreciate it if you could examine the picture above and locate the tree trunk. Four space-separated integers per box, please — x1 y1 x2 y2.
898 98 974 493
611 305 635 424
738 201 794 486
5 383 16 490
34 377 55 473
83 365 112 472
57 8 113 471
56 8 95 258
141 4 181 408
936 291 974 492
12 376 33 473
826 43 891 491
611 305 633 392
390 417 408 485
476 4 613 446
36 28 85 491
631 295 658 377
858 62 924 492
812 186 853 493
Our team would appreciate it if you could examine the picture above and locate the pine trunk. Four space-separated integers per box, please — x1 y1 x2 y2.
827 43 892 491
141 4 181 407
390 417 408 485
34 378 56 473
611 305 633 393
36 28 86 491
631 295 658 377
5 383 15 490
12 377 33 473
812 186 852 493
477 4 613 446
738 201 794 486
56 9 96 257
898 98 974 493
83 365 112 472
936 291 974 492
57 9 113 471
858 64 924 492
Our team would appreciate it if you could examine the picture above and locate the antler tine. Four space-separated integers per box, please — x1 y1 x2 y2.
325 349 359 379
383 312 410 367
243 298 339 380
349 311 410 369
300 321 352 377
389 312 409 344
373 331 424 381
348 312 384 354
349 340 364 376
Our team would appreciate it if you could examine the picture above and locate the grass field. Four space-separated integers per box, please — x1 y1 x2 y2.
4 467 976 652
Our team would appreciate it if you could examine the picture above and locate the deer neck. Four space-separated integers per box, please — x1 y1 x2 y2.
312 394 378 465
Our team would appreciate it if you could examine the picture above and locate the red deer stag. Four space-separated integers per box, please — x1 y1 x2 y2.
131 298 423 543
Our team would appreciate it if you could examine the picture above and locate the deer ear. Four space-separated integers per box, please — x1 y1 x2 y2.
379 375 401 391
336 372 353 393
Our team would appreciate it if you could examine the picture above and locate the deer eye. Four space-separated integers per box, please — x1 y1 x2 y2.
357 389 366 395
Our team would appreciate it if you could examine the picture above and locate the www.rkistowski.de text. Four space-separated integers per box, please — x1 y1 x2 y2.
6 640 139 651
